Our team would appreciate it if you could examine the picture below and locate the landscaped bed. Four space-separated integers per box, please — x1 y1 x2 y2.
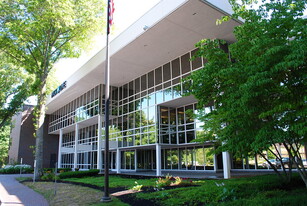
21 173 307 206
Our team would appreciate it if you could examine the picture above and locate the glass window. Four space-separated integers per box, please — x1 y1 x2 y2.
162 134 169 144
166 149 171 169
155 91 163 104
177 107 184 125
155 67 162 85
160 107 168 124
178 132 185 144
163 63 171 81
141 96 148 108
171 149 179 169
185 105 194 124
148 71 154 88
148 92 155 106
181 53 191 74
187 131 195 143
112 87 118 101
123 84 128 99
171 58 180 78
141 74 147 91
135 99 141 111
171 133 177 144
148 106 156 124
163 81 171 89
129 81 134 96
179 148 187 169
191 49 202 70
135 78 140 94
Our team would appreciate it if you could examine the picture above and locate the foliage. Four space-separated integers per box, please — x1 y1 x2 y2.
0 166 33 174
43 167 72 173
0 124 11 167
155 174 173 189
154 175 194 190
131 181 143 191
41 172 59 181
188 0 307 185
0 0 105 179
58 169 100 179
172 176 193 186
136 174 306 206
0 53 32 130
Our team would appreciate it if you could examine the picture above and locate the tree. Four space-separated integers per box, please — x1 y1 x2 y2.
188 0 307 186
0 124 11 167
0 0 105 178
0 53 32 130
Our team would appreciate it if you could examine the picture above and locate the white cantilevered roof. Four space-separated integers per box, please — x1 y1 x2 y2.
46 0 241 114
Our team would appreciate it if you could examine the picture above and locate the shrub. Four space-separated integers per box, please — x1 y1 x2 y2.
131 181 143 191
58 168 72 172
0 166 33 174
58 169 100 179
41 173 59 181
155 174 172 189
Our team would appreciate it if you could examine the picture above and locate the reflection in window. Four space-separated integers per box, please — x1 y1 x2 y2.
156 91 163 104
164 88 172 102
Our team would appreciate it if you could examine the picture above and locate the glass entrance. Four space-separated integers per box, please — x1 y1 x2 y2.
137 150 156 170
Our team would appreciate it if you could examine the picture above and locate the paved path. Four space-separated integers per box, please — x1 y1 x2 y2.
0 174 48 206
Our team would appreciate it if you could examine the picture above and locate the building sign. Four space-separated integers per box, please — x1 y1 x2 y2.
51 81 67 98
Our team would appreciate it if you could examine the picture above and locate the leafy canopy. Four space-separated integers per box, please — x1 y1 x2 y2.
0 53 32 129
0 0 105 177
188 0 306 156
0 0 105 90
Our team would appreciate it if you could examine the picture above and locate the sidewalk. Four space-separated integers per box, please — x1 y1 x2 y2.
0 174 48 206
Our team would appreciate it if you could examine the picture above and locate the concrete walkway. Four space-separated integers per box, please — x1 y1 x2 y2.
0 174 48 206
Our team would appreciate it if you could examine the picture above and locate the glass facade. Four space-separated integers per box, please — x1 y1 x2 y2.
51 48 221 171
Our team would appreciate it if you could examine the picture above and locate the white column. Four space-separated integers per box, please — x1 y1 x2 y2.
57 129 63 168
222 151 231 179
97 115 102 170
156 144 162 176
73 123 79 170
116 148 121 173
134 150 137 171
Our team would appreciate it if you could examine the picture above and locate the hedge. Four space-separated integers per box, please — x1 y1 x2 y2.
58 169 100 179
0 167 33 174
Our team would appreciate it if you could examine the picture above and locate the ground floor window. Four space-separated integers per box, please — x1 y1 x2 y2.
161 146 214 170
121 150 135 170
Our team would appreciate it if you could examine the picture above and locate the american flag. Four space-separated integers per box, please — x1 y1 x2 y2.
108 0 114 34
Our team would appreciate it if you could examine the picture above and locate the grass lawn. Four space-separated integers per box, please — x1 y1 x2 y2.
23 181 128 206
21 173 306 206
61 175 156 189
135 174 307 206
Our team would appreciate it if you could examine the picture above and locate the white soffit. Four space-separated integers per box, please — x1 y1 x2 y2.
46 0 240 114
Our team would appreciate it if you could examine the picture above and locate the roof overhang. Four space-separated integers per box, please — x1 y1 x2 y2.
46 0 241 114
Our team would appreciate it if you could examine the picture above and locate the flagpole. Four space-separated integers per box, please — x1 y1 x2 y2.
101 0 112 202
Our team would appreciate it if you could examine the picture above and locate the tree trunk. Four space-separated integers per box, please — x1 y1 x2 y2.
34 81 47 179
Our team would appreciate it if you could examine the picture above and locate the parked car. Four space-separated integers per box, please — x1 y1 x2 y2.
262 159 281 168
14 164 32 169
3 165 14 169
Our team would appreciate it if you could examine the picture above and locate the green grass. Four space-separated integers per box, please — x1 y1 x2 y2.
62 175 156 189
22 173 306 206
23 181 129 206
135 174 307 206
